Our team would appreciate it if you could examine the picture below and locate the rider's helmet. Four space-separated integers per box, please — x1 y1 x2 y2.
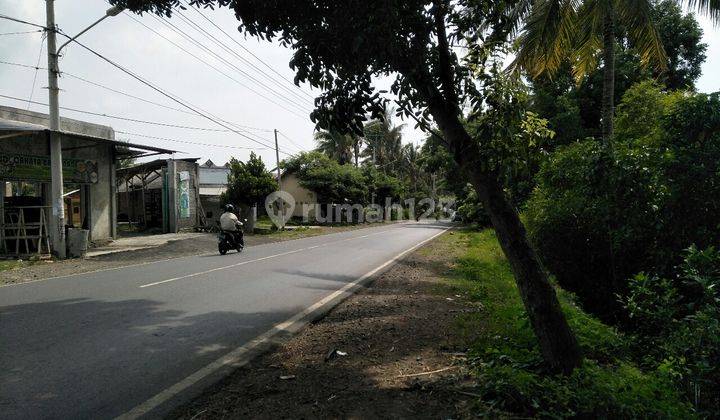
224 204 235 212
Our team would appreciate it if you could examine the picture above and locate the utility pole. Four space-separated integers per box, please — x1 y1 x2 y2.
43 2 123 258
274 129 282 191
46 0 66 258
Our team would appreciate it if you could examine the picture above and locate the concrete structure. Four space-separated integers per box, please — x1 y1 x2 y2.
198 159 230 227
117 158 203 233
280 172 317 218
0 106 174 256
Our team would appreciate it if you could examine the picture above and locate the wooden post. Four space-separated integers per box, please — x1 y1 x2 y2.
18 209 29 255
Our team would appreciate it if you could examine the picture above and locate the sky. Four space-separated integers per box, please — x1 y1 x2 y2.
0 1 718 167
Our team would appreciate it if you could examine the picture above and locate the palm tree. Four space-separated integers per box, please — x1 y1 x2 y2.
315 130 363 166
362 106 404 171
399 143 425 194
513 0 718 144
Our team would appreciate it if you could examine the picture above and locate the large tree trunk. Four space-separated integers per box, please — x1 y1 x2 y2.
468 170 582 374
423 94 583 374
601 5 616 144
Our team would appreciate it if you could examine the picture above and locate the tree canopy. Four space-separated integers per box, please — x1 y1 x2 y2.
528 0 708 144
221 152 277 207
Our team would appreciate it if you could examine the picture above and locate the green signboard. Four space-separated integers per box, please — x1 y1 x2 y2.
0 153 99 184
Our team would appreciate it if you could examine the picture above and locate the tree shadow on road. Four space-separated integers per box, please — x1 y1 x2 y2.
0 297 295 419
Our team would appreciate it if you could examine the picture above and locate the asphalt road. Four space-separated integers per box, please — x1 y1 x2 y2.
0 221 449 419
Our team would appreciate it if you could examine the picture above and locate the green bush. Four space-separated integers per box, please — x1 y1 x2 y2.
622 246 720 416
525 85 720 321
283 151 406 208
476 360 690 418
446 230 691 418
455 184 490 226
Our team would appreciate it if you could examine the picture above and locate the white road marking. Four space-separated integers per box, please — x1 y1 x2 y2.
138 249 306 288
0 224 406 289
116 225 450 419
138 227 402 288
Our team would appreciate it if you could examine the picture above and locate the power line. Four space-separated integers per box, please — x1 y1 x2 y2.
277 131 307 153
0 104 274 153
0 93 238 131
0 14 47 30
174 5 313 106
0 13 293 154
63 70 274 132
172 8 312 107
27 32 47 110
115 130 269 150
182 0 314 101
153 13 313 114
54 34 293 154
0 29 43 36
124 12 309 119
0 59 276 133
1 60 193 116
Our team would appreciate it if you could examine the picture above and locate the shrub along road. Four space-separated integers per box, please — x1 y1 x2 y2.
0 221 448 419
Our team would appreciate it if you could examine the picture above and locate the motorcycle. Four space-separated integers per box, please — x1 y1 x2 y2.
217 220 246 255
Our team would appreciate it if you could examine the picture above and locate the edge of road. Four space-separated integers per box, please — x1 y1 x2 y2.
116 223 452 419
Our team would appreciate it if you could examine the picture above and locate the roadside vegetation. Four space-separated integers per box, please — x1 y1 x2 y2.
446 229 692 417
0 259 39 273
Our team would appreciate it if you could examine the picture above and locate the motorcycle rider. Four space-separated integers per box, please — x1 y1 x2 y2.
219 204 243 245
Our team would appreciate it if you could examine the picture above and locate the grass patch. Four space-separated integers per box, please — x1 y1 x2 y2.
443 229 692 418
0 259 38 273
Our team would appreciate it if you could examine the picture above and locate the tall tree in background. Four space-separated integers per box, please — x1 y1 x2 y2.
399 143 425 195
314 130 357 165
514 0 672 144
528 0 708 144
119 0 582 374
362 107 403 172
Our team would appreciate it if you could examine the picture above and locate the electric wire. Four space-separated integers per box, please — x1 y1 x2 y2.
0 29 43 36
27 31 47 110
0 104 275 153
115 130 270 150
151 13 313 114
0 13 300 155
181 0 314 102
277 131 307 154
55 34 293 154
0 93 235 131
174 5 313 105
124 12 309 119
0 59 275 133
0 14 47 30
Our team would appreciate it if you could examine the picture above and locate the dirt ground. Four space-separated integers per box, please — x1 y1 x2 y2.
0 223 391 285
171 231 486 419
